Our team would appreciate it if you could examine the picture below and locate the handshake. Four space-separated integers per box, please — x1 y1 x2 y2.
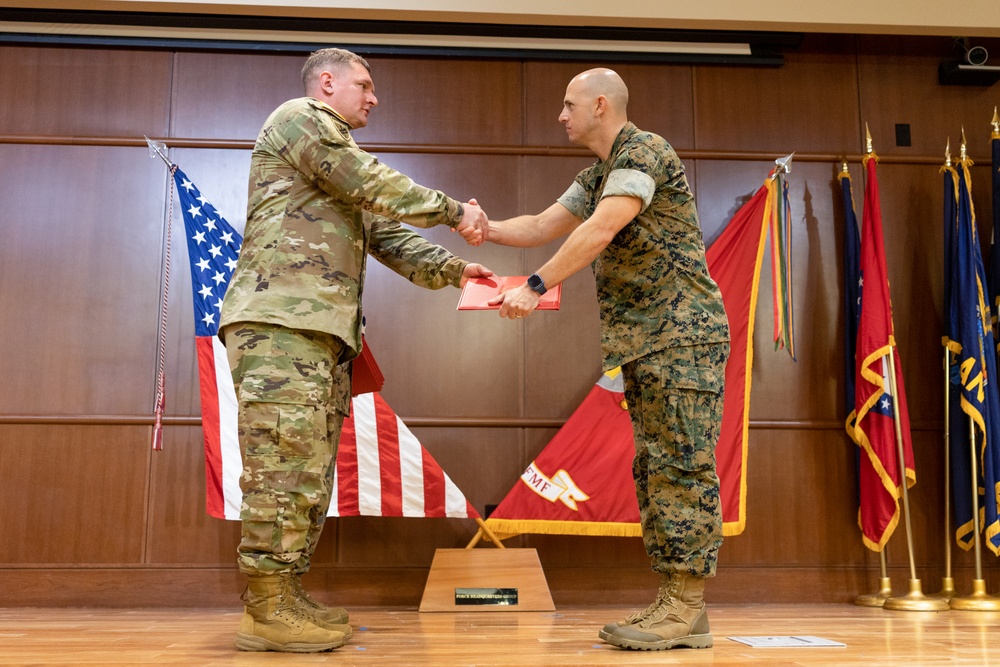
454 198 490 247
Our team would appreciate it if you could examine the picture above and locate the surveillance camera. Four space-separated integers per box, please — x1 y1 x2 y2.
965 45 989 66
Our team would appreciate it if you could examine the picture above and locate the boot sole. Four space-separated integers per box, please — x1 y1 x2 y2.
234 633 347 653
598 629 713 651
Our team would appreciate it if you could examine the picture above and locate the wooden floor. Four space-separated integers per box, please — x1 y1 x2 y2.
3 603 1000 666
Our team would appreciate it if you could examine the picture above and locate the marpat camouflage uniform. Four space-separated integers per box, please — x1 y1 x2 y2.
558 122 730 577
221 97 470 575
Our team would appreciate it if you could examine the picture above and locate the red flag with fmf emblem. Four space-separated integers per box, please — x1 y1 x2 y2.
484 175 778 539
484 370 642 538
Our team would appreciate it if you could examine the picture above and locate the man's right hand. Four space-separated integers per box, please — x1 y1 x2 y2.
455 198 489 246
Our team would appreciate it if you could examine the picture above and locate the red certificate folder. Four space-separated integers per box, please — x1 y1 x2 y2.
351 335 384 396
457 276 562 311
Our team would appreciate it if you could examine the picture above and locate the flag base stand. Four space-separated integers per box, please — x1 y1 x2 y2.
949 579 1000 611
854 577 893 607
883 579 950 611
418 520 554 612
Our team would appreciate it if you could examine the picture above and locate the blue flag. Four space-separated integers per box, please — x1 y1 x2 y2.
948 159 1000 554
991 126 1000 346
840 170 861 441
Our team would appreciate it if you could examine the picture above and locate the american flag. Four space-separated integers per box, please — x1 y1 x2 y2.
172 166 479 522
174 168 243 338
174 167 244 519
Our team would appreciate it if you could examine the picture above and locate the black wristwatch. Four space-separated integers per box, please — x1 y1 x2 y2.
526 273 547 296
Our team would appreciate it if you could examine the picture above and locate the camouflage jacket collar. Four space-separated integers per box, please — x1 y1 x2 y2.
306 97 353 136
601 121 639 169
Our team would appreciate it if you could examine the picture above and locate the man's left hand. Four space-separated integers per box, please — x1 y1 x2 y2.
488 283 540 320
460 263 495 287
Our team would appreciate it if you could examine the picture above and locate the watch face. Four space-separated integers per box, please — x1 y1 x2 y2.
527 273 546 294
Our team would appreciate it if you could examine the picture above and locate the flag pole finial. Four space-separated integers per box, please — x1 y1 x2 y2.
960 127 968 162
992 107 999 139
945 138 952 167
840 156 849 174
863 124 878 166
774 152 794 174
145 135 174 169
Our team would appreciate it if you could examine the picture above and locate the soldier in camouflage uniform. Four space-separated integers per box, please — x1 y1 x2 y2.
479 68 729 651
219 47 493 653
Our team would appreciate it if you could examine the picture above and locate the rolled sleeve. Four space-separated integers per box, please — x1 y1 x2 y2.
603 169 656 212
557 181 588 219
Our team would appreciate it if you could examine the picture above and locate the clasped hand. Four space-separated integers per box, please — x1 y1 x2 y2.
454 198 489 246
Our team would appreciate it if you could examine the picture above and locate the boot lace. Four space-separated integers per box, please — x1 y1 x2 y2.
622 574 679 625
637 575 684 628
272 575 312 626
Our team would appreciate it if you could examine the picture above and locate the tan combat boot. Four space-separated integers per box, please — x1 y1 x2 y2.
598 575 673 637
234 574 351 652
290 573 350 626
599 573 713 650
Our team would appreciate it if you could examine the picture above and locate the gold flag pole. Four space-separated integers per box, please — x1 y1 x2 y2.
881 348 949 611
949 410 1000 609
933 140 956 600
854 547 893 607
865 125 949 611
947 130 1000 611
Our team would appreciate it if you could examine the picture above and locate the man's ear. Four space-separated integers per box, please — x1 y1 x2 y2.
318 70 335 94
594 95 608 117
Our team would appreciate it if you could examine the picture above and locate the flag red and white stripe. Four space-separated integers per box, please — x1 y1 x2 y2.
202 365 479 520
332 392 479 518
199 335 242 520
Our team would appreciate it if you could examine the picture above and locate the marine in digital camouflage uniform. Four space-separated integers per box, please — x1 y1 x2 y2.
480 68 728 651
220 47 492 653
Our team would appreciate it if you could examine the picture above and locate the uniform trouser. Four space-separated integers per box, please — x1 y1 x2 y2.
222 322 351 576
621 342 729 578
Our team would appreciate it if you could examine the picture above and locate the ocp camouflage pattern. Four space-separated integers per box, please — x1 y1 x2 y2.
221 97 467 361
557 122 729 371
223 322 350 575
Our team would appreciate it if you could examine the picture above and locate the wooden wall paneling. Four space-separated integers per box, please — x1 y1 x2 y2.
522 61 695 150
872 163 945 422
521 155 604 420
359 153 523 419
693 48 861 154
0 46 172 138
360 57 523 147
145 425 242 565
170 52 305 141
718 429 864 567
159 147 252 417
856 36 1000 159
0 144 165 416
695 159 845 423
0 425 150 564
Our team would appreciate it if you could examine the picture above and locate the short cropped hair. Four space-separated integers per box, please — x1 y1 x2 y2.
301 48 371 91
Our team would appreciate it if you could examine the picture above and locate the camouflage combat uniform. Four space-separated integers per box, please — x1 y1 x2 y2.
557 122 730 577
220 97 470 575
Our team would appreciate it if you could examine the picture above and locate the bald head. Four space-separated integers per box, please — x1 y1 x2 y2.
569 68 629 115
559 68 629 158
